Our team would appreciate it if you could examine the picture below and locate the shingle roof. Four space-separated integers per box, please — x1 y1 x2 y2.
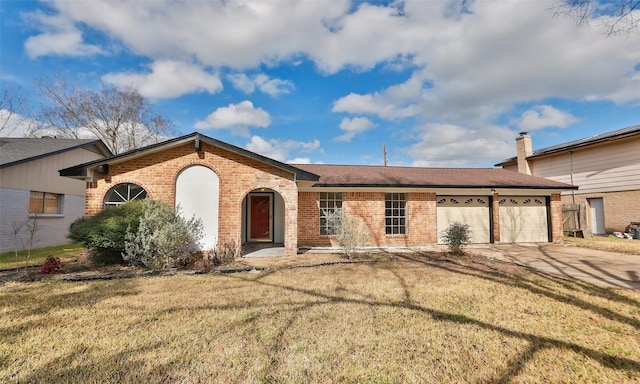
0 137 111 169
495 124 640 166
292 164 576 189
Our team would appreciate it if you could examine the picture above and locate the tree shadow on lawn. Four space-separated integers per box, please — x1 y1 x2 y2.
6 254 640 383
403 251 640 330
227 255 640 383
0 279 140 342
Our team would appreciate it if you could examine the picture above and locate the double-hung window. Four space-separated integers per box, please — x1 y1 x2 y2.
385 193 406 235
29 191 62 214
319 192 342 236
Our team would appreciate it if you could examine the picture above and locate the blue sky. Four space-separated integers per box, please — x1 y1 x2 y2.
1 0 639 167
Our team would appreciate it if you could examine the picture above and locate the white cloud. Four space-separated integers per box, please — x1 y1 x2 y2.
33 1 640 106
512 105 579 131
227 73 294 96
332 76 423 119
24 11 103 58
335 117 377 142
0 110 35 137
23 0 640 165
102 60 223 99
226 74 255 93
408 124 516 167
287 157 311 164
194 101 271 135
245 135 320 162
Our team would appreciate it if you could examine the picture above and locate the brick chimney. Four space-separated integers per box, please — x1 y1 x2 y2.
516 132 532 175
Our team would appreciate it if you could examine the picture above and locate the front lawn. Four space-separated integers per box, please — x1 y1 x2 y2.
1 254 638 383
0 243 84 270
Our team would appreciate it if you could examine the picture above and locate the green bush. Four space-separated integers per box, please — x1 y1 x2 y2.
440 222 471 255
123 201 203 270
68 201 146 264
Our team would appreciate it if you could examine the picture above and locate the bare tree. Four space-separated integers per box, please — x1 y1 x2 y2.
24 214 41 268
0 85 26 136
553 0 640 35
36 76 175 154
10 220 27 263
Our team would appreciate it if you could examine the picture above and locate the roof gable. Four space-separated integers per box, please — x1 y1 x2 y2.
59 132 320 181
0 137 112 169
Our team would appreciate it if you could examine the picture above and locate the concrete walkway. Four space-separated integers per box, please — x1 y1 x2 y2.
472 243 640 289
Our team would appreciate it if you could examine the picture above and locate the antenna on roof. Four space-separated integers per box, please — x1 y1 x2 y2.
383 143 388 166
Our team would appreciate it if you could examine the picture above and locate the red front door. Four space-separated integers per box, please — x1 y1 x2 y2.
250 195 271 241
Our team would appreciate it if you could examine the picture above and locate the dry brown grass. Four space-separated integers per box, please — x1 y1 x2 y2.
1 254 639 383
566 235 640 255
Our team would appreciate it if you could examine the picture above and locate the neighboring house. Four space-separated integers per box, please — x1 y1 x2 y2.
496 125 640 235
0 137 111 253
60 132 576 257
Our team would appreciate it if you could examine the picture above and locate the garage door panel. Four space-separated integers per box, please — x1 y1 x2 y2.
437 196 490 244
499 197 548 243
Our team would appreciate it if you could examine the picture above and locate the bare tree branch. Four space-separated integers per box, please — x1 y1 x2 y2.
35 75 176 153
0 85 26 136
552 0 640 36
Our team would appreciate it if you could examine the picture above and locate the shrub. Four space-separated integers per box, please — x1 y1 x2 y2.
123 201 203 270
323 208 371 259
207 239 240 268
440 222 471 255
69 201 146 265
39 256 64 274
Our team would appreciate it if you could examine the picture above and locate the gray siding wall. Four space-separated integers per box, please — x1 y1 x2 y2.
0 188 85 253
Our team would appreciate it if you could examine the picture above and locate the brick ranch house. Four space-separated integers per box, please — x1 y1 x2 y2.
60 133 577 257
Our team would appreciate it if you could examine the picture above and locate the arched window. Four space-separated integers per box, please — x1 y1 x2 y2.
104 183 147 208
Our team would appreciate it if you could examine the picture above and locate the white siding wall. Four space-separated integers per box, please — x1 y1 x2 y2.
0 188 85 253
531 137 640 195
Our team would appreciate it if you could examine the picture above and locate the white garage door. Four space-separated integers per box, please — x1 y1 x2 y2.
437 196 490 244
499 196 548 243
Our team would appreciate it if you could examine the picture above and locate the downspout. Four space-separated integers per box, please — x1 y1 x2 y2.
569 151 575 204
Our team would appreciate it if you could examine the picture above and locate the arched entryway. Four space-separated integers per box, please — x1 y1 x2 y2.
241 188 285 252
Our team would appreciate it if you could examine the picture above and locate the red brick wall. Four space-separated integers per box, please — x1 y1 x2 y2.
491 192 501 242
297 191 437 247
550 193 563 243
85 142 299 256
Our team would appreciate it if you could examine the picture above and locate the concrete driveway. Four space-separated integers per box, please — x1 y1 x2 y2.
473 243 640 289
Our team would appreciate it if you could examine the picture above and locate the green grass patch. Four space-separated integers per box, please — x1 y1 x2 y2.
1 257 639 383
0 243 84 270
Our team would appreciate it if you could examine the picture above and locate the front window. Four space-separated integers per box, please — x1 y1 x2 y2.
29 191 62 214
104 183 147 208
385 193 406 235
319 192 343 236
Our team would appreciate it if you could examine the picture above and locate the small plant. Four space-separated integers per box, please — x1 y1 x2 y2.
39 256 64 274
323 208 371 259
206 239 240 268
440 222 471 255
